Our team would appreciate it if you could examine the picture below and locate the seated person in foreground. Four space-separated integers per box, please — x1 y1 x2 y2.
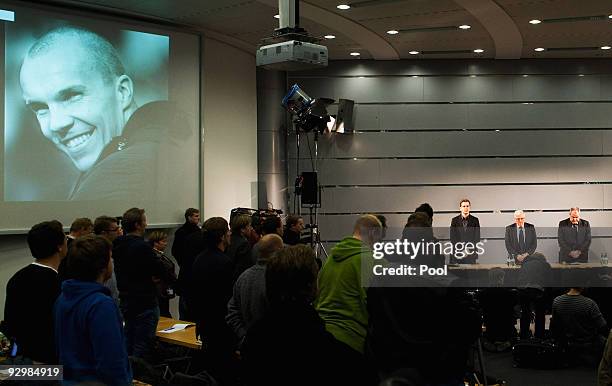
241 245 346 386
551 287 608 366
477 268 518 350
504 210 537 264
599 330 612 385
557 207 591 263
55 235 132 385
517 252 551 339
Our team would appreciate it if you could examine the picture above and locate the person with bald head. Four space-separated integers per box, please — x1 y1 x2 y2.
558 207 591 263
226 233 284 345
19 26 187 200
315 214 382 384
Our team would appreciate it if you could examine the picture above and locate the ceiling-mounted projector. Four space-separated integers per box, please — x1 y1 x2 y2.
257 0 328 71
257 40 328 71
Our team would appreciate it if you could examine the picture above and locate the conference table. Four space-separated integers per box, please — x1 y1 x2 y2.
156 316 202 350
447 262 612 287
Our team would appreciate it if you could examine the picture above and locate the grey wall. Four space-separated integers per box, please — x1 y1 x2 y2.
288 59 612 262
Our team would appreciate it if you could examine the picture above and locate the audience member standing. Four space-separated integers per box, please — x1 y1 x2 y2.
242 245 347 386
2 220 67 364
58 217 93 281
55 235 132 385
282 215 304 246
94 215 122 304
226 214 254 281
172 208 201 320
558 207 591 263
552 287 608 366
599 330 612 385
148 231 178 318
113 208 171 361
189 217 236 384
226 234 283 344
449 198 480 264
251 215 283 262
315 214 382 385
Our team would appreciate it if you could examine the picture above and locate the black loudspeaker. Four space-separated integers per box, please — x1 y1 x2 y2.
301 172 318 205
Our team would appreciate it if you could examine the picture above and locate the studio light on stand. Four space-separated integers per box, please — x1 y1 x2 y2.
282 84 333 259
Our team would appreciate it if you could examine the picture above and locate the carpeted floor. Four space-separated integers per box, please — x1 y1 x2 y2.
481 350 598 386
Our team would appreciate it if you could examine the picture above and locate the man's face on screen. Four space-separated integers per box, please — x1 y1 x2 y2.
19 44 125 172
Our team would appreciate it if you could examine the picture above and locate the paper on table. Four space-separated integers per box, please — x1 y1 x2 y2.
158 323 195 333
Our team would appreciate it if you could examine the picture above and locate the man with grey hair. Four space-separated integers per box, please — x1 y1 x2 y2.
19 26 187 200
558 207 591 263
504 209 537 264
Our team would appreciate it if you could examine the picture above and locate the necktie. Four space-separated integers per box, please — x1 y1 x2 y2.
573 224 578 245
519 227 526 253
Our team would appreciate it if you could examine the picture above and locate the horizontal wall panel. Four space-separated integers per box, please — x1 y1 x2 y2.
319 185 606 213
316 213 612 241
351 103 612 131
290 59 612 77
288 130 608 158
289 75 611 103
288 157 612 186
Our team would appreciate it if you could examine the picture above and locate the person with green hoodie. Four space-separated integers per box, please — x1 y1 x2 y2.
315 214 382 383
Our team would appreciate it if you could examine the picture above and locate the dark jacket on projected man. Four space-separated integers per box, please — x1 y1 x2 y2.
504 223 538 263
449 214 480 264
557 218 591 263
68 101 193 201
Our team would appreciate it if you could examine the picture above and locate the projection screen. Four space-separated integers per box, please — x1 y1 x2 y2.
0 2 200 232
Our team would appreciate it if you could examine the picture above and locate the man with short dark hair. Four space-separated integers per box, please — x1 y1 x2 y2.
2 220 67 363
227 214 254 280
94 215 122 303
55 235 133 385
67 217 94 247
172 208 201 320
113 208 172 360
189 217 235 384
450 198 480 264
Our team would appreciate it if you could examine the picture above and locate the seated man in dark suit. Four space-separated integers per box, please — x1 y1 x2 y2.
450 198 480 264
505 210 537 264
558 207 591 263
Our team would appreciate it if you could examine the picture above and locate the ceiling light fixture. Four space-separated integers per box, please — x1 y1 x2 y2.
534 47 545 52
458 24 471 30
324 35 336 39
350 52 361 56
409 50 420 55
337 4 351 10
529 19 542 24
601 46 611 50
473 48 484 53
274 14 279 19
387 30 399 35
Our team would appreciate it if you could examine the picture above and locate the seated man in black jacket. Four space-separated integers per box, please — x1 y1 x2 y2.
113 208 173 361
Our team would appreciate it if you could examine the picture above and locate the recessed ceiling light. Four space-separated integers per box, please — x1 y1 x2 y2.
409 50 420 55
601 46 611 50
350 52 360 56
458 24 471 30
473 48 484 53
386 30 399 35
337 4 350 10
469 75 477 78
529 19 542 24
608 14 612 19
522 74 529 77
274 14 280 19
578 74 585 77
411 75 419 78
534 47 545 52
324 35 336 39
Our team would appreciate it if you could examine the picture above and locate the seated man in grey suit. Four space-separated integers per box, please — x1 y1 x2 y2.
505 210 537 264
558 207 591 263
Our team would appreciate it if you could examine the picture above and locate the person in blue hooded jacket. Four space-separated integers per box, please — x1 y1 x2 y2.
54 235 132 386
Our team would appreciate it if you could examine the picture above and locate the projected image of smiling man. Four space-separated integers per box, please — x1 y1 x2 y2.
19 27 138 172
